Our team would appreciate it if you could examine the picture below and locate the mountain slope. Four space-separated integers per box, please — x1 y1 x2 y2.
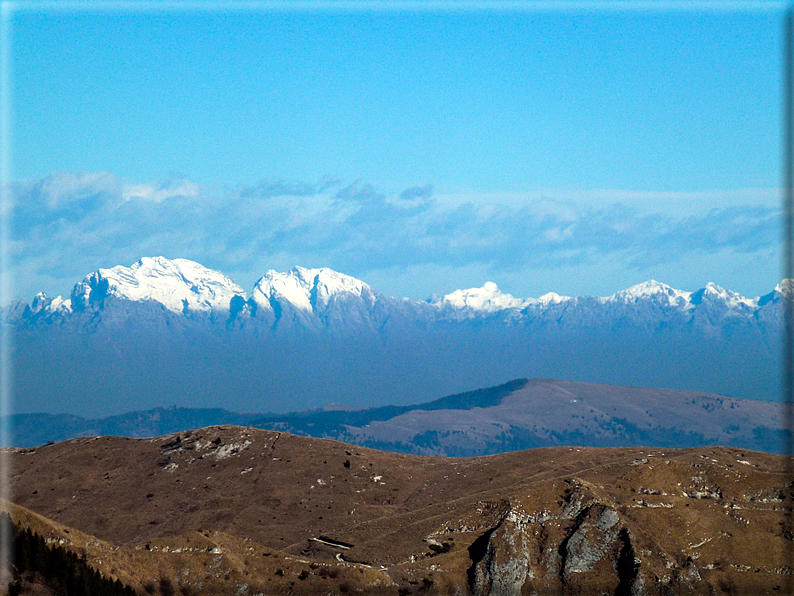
254 378 784 455
6 429 792 594
248 266 391 331
70 256 246 316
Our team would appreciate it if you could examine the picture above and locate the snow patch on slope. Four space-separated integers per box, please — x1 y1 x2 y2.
776 279 794 295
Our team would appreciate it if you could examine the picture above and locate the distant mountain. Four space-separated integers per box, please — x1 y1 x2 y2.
248 266 391 331
71 256 246 318
8 378 785 455
8 408 260 447
6 256 787 331
254 378 786 456
5 257 786 415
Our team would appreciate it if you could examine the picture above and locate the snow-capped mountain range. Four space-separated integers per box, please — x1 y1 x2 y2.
7 257 786 416
6 256 788 330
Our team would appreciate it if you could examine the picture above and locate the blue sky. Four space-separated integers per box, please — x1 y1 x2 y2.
6 3 786 301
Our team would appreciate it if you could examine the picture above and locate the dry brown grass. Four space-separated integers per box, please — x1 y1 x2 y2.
4 428 791 594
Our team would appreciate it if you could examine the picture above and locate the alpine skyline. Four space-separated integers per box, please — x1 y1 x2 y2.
6 5 785 304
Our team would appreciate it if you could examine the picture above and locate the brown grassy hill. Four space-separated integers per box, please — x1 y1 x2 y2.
6 426 793 595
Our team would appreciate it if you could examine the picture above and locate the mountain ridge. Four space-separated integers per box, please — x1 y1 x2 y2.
7 378 784 455
6 257 786 415
5 256 788 328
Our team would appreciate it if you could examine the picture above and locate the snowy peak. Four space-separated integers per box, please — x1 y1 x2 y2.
252 268 316 313
30 292 72 316
250 266 383 329
302 266 371 308
252 267 372 311
434 282 525 314
32 292 53 315
536 292 570 306
690 282 757 310
613 280 681 299
70 256 245 315
608 280 692 309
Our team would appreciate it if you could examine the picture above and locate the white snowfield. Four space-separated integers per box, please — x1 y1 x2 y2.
17 256 791 326
248 266 382 329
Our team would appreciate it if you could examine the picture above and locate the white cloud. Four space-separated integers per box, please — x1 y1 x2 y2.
37 171 120 208
121 178 200 203
7 172 782 302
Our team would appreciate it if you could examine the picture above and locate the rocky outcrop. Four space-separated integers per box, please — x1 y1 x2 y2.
469 520 533 596
561 505 622 578
469 482 647 595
